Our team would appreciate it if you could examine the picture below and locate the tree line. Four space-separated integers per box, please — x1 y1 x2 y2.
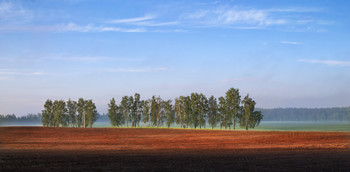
108 88 263 130
260 107 350 121
41 98 98 127
0 113 42 124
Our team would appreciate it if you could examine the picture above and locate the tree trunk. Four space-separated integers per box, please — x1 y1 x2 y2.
234 118 236 130
245 120 248 131
83 112 86 128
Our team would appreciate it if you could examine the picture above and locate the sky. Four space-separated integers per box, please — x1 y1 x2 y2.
1 0 350 116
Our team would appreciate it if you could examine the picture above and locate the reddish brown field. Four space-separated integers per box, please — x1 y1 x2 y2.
1 127 349 171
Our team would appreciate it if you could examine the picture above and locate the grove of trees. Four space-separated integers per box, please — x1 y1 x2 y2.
108 88 263 130
42 98 98 127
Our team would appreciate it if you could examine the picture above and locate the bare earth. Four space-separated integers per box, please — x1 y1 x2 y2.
0 127 349 171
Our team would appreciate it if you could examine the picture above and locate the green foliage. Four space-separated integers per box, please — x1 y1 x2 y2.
190 93 200 128
150 96 162 127
39 88 266 130
164 100 174 128
240 94 262 130
142 100 151 125
41 98 98 128
218 96 226 129
120 96 129 127
132 93 142 127
85 100 98 127
77 98 86 127
208 96 218 129
249 111 263 128
187 93 208 129
128 96 134 127
42 99 53 127
108 98 121 127
174 97 184 128
198 93 208 129
108 95 142 128
184 96 192 128
174 96 193 128
67 99 77 127
53 100 67 127
225 88 241 129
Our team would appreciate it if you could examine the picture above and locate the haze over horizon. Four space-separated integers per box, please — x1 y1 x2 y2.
1 0 349 116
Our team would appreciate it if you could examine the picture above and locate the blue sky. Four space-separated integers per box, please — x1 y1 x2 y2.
1 0 349 115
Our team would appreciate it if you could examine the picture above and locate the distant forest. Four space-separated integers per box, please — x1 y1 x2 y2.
0 114 42 124
1 107 350 125
260 107 350 121
0 113 107 124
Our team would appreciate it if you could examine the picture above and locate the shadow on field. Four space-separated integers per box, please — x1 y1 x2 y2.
1 149 350 171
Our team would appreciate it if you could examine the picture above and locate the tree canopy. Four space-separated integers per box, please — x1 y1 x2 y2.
39 88 264 130
41 98 97 127
108 88 264 130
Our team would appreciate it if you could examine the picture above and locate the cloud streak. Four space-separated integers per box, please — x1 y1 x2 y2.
0 1 33 24
184 7 287 28
108 15 179 27
0 2 328 33
299 59 350 66
102 67 168 73
109 15 155 24
57 56 144 62
281 41 301 45
222 77 272 83
180 6 328 31
0 22 146 33
267 7 322 13
0 70 44 76
131 21 179 27
56 22 147 32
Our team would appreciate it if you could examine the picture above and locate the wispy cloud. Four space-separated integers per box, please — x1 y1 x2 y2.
153 67 168 71
131 21 179 27
0 22 146 33
222 77 254 83
281 41 301 45
184 7 286 28
267 7 322 13
104 68 148 73
0 70 44 76
107 6 328 31
152 29 188 33
0 76 10 80
57 22 94 32
0 1 33 24
108 14 179 28
299 59 350 66
102 67 168 73
109 15 155 24
222 77 271 83
99 26 146 32
181 6 328 31
0 2 329 33
56 56 145 62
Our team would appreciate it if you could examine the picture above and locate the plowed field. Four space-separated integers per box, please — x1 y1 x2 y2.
1 127 349 171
